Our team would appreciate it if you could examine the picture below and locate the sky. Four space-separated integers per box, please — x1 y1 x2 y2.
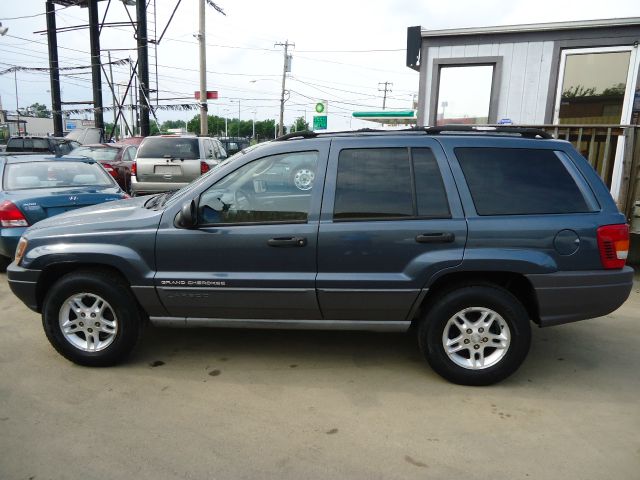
0 0 639 133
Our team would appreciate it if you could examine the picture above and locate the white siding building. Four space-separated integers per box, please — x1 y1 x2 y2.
406 18 640 212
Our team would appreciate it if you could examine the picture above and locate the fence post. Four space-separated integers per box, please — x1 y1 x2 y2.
617 127 638 221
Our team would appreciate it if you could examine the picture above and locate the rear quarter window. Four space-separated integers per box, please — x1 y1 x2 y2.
455 147 593 215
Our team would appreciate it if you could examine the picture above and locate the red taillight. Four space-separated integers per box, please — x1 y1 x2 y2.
597 224 629 269
131 161 137 176
200 161 210 175
102 163 118 179
0 200 29 228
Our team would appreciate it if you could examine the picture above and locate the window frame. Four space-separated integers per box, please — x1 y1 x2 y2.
331 146 451 223
429 57 502 126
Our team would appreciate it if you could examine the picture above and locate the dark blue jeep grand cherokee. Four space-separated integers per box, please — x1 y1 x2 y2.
6 127 634 385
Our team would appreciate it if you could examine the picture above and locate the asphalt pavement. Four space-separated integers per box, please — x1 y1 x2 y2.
1 271 639 479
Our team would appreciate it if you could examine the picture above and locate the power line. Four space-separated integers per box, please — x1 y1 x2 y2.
0 1 84 21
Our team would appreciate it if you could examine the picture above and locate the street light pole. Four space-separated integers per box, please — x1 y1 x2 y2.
252 110 256 139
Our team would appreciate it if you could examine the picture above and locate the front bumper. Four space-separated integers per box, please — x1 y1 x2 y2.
6 262 41 312
526 267 635 327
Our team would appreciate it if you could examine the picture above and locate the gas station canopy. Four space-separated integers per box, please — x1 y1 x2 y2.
352 110 417 125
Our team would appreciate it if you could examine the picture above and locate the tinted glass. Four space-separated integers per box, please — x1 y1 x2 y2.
6 138 23 151
334 148 412 220
32 138 50 152
71 146 119 161
137 138 199 159
456 147 591 215
199 151 318 224
4 161 113 190
412 148 450 217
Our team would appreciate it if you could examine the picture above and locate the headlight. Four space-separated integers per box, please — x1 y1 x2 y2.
14 237 28 265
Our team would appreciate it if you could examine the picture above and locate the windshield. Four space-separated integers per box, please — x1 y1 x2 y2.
3 161 114 190
70 146 119 162
137 137 199 160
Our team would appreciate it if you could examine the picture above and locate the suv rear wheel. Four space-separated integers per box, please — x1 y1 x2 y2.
418 284 531 386
42 270 143 366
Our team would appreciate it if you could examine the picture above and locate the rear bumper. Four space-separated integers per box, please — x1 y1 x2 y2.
526 267 634 327
6 262 41 312
0 227 25 259
130 177 188 195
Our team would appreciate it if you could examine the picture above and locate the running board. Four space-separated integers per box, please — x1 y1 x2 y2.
149 317 411 332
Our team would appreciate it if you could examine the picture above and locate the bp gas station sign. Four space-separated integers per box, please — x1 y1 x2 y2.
313 101 327 130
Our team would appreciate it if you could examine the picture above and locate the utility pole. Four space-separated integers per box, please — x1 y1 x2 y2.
136 0 150 136
275 40 294 137
88 0 104 133
107 51 117 139
198 0 208 136
378 81 393 110
14 69 20 134
45 0 63 137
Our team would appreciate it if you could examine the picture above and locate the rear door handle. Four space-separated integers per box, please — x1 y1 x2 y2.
267 236 307 247
415 232 455 244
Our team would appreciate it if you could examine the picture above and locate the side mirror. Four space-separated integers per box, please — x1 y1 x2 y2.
175 200 197 228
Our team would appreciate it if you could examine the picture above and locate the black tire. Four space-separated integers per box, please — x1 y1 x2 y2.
418 284 531 386
42 269 143 367
0 256 9 273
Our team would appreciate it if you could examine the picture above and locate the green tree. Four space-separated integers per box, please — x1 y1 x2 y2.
562 85 597 99
104 122 120 139
161 119 186 130
28 102 51 118
290 116 309 132
149 120 160 135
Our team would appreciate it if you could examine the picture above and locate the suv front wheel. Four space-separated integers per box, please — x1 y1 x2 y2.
42 270 143 366
419 284 531 386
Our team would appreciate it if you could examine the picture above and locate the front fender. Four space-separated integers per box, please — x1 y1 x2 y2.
23 243 156 286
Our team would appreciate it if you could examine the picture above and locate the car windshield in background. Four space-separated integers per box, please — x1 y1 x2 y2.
3 161 113 190
71 146 119 162
137 138 199 159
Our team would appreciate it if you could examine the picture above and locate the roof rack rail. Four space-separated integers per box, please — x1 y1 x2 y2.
274 128 391 141
274 130 319 141
417 125 553 139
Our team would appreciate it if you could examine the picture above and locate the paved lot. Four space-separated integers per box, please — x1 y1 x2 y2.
1 271 639 480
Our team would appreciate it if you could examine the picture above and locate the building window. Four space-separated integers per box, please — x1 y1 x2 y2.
555 48 636 125
435 64 495 125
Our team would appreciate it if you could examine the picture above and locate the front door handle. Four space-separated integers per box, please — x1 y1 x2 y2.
267 236 307 247
415 232 455 244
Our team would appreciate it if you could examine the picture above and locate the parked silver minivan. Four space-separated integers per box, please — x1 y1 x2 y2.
130 135 227 195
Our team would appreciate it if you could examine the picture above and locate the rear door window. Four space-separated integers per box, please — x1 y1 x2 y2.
455 147 592 215
333 147 450 220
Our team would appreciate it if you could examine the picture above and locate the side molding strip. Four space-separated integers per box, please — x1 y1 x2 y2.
149 317 411 332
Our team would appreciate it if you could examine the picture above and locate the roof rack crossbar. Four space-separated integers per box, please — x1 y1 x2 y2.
418 125 553 139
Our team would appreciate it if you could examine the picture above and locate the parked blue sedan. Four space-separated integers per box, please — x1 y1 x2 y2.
0 155 128 270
